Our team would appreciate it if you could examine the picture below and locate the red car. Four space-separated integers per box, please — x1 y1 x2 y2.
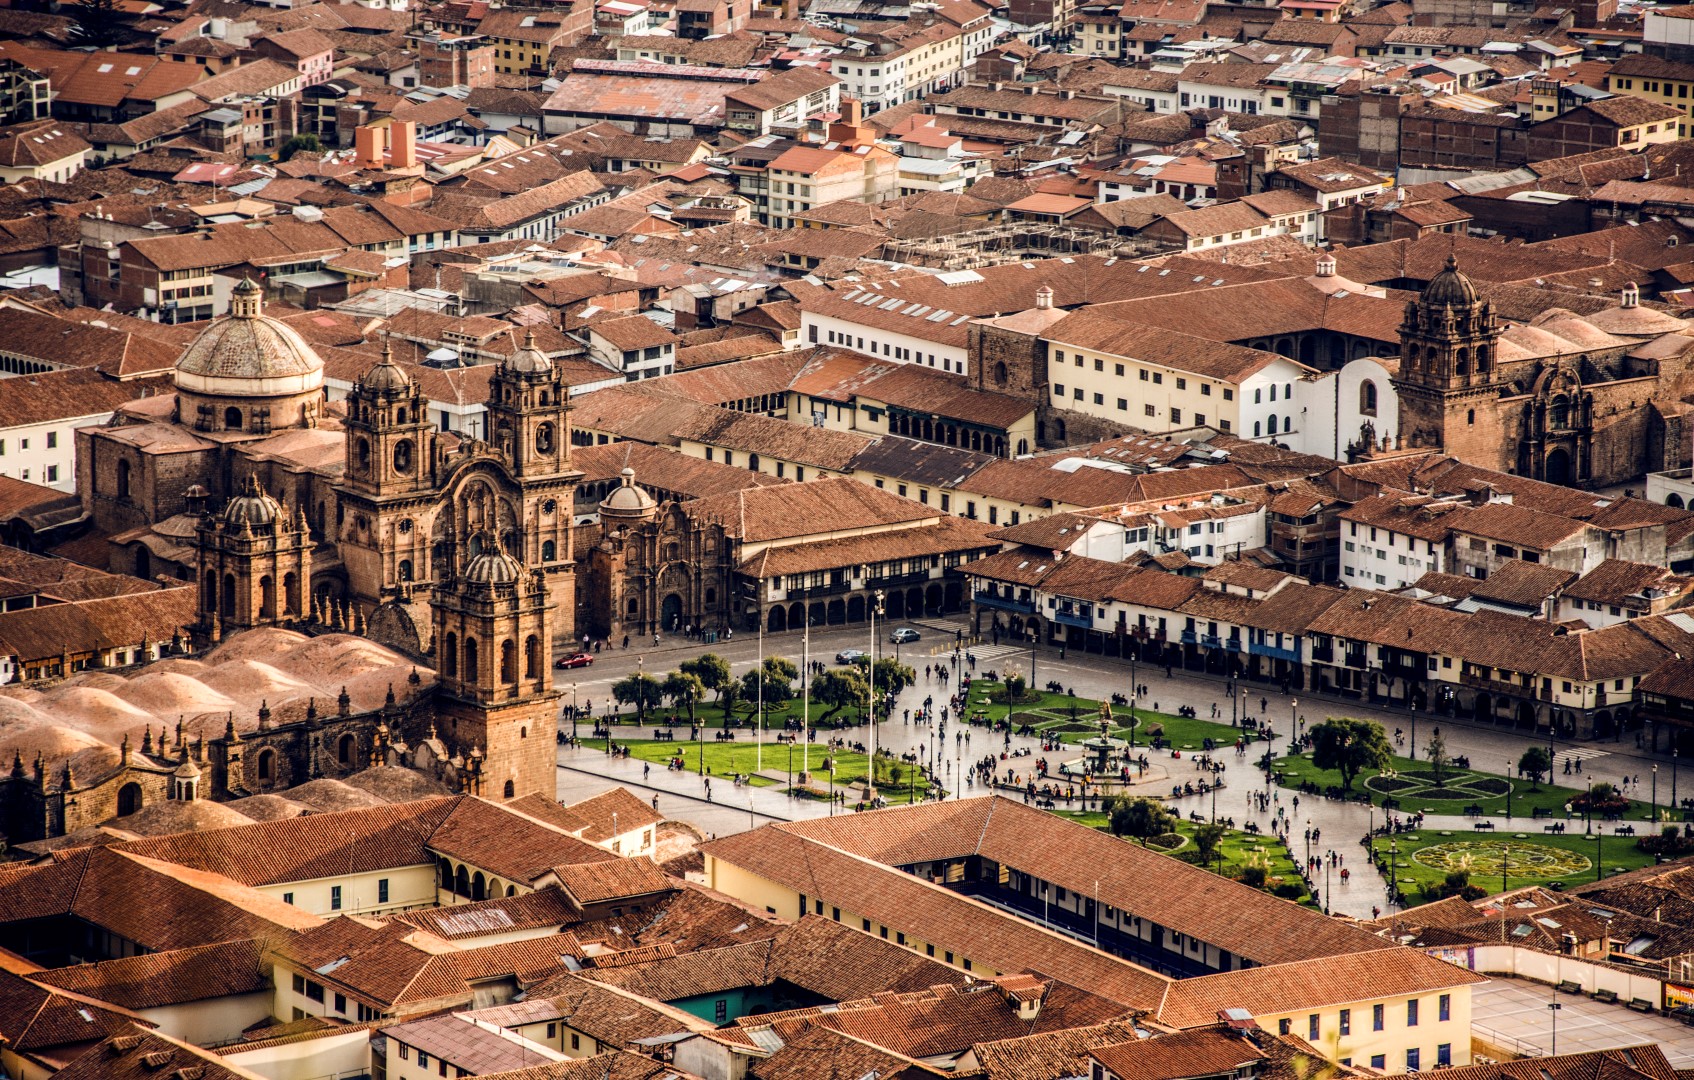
555 652 595 669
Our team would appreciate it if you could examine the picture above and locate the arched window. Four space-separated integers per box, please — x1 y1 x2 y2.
356 438 371 471
1254 421 1262 438
259 576 275 620
464 636 479 681
1477 345 1491 372
1467 409 1476 425
705 587 716 604
1267 415 1278 435
1360 380 1377 417
222 574 236 617
283 571 299 615
1455 348 1470 376
525 635 540 678
443 633 457 677
503 779 515 798
748 453 761 472
204 570 218 613
257 749 275 781
338 734 355 765
535 423 555 454
394 440 413 474
541 540 556 561
993 361 1008 385
396 406 407 424
117 782 142 817
1671 494 1687 509
224 406 242 430
500 639 516 683
1549 396 1570 430
398 559 413 582
116 458 131 500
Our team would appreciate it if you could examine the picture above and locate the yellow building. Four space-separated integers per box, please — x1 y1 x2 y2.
1606 55 1694 138
702 797 1486 1064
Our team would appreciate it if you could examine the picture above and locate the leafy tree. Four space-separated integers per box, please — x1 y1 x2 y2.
660 671 705 724
1518 746 1552 791
1426 729 1450 786
810 668 868 720
1192 822 1226 865
871 657 916 698
611 672 664 722
741 656 798 714
1240 864 1268 888
681 653 733 707
1005 673 1027 702
1108 796 1178 845
1307 718 1392 791
278 133 321 162
70 0 125 48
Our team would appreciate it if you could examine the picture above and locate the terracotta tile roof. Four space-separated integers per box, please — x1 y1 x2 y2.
688 475 937 542
739 514 998 578
551 859 674 905
521 973 711 1048
1045 310 1296 384
969 1020 1146 1080
53 1027 266 1080
428 796 617 886
30 939 266 1010
0 970 151 1054
1089 1026 1269 1080
381 887 583 940
570 441 784 500
1155 949 1486 1029
753 1023 945 1080
1448 501 1590 550
1469 559 1577 609
1565 559 1685 605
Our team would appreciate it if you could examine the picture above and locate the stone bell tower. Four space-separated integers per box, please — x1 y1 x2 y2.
192 475 312 647
429 531 557 801
1391 255 1507 470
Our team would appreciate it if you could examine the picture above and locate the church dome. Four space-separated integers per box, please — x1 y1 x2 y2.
506 330 552 375
361 341 412 393
600 467 659 522
174 278 325 397
1421 255 1479 308
224 474 283 526
463 536 525 585
174 759 201 779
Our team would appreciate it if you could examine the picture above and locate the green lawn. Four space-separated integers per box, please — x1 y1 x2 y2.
1368 827 1657 900
581 738 933 804
1057 812 1313 904
1270 751 1671 821
596 695 880 731
961 681 1250 750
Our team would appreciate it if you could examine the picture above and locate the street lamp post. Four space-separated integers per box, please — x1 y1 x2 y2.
1324 851 1332 915
570 683 578 742
869 589 884 801
1231 683 1238 727
1506 758 1512 820
1388 838 1399 910
1676 748 1682 820
1596 829 1604 883
1128 696 1137 749
1290 698 1299 753
1586 779 1594 835
1548 1000 1562 1056
1654 764 1660 823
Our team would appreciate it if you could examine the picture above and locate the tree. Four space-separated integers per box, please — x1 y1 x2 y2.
611 672 664 722
69 0 125 48
1426 729 1450 786
661 671 705 724
741 656 798 716
810 669 868 720
1005 673 1027 702
1307 718 1392 792
1518 746 1552 791
1108 796 1178 845
1192 822 1226 866
680 653 732 708
278 134 321 162
870 657 916 698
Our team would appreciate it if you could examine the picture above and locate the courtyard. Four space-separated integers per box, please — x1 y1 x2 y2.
1472 979 1694 1066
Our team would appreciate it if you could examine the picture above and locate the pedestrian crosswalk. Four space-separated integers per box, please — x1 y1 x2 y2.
1554 746 1611 763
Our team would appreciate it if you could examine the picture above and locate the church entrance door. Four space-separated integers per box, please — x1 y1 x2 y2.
661 593 683 633
1545 447 1573 486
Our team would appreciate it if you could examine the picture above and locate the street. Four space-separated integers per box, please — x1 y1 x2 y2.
554 612 1675 919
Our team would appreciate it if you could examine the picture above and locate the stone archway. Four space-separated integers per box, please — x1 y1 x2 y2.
1473 692 1493 722
117 782 142 817
768 606 787 632
1545 447 1573 486
661 593 683 633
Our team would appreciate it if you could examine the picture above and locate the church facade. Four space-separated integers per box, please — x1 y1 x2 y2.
1391 259 1694 487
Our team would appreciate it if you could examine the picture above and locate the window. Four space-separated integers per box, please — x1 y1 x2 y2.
572 1034 581 1050
1176 378 1186 390
1170 408 1182 424
1438 994 1450 1021
1278 1019 1292 1035
334 992 346 1014
1437 1045 1451 1067
1407 1049 1421 1071
1118 398 1128 411
305 980 325 1003
1309 1015 1320 1040
330 886 342 911
418 1052 430 1068
1145 404 1156 417
1339 1009 1350 1035
1139 369 1149 381
46 432 55 448
378 878 389 904
1373 1004 1384 1031
283 892 294 905
1371 1057 1386 1071
1408 999 1419 1027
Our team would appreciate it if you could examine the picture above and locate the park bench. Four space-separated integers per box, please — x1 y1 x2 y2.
1463 805 1485 817
1615 824 1636 836
1629 999 1657 1013
1557 981 1583 995
1543 823 1567 834
1533 807 1553 819
1472 821 1495 832
1593 989 1619 1004
654 730 674 742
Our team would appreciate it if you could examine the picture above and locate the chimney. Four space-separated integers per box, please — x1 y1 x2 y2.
1035 284 1053 309
354 124 385 170
1621 281 1639 309
841 97 863 127
390 120 418 169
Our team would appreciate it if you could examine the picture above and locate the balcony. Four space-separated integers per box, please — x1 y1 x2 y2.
1055 610 1092 630
1200 634 1220 648
787 580 851 600
1180 630 1198 645
1459 669 1535 697
975 590 1034 614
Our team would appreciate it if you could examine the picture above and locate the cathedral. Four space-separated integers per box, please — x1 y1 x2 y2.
1390 257 1694 486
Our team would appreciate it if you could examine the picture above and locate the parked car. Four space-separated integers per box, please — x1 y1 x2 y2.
555 652 595 669
889 627 921 644
835 648 868 664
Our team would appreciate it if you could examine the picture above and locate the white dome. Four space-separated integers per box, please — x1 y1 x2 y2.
175 278 325 398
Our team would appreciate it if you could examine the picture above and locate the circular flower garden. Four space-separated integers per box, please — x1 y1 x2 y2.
1411 840 1591 880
